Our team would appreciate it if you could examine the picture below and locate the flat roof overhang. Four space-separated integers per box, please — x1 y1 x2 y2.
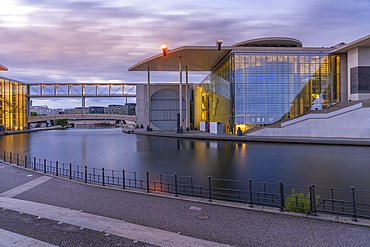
128 46 232 72
332 34 370 53
0 64 8 71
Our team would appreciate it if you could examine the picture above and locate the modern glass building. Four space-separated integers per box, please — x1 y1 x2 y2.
199 38 340 132
0 76 28 131
129 34 369 133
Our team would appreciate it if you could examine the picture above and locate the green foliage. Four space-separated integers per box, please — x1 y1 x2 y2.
285 189 320 214
55 119 69 127
31 112 37 116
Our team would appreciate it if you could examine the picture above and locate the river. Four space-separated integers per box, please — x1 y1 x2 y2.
1 127 370 190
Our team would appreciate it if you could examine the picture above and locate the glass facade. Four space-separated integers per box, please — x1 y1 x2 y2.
201 52 340 133
200 54 234 132
0 77 27 131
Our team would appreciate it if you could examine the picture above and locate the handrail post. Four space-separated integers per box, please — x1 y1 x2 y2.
16 154 19 166
249 179 253 207
208 176 212 202
56 161 58 176
3 151 5 162
34 157 36 171
44 159 46 173
175 173 178 197
69 163 72 179
9 152 12 164
25 155 27 168
102 168 105 186
279 181 284 211
351 186 357 221
122 170 125 189
85 166 87 183
311 184 317 216
146 171 150 193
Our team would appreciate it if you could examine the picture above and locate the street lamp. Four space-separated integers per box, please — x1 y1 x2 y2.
161 45 168 56
215 40 223 51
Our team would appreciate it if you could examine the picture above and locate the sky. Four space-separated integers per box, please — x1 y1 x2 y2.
1 0 370 108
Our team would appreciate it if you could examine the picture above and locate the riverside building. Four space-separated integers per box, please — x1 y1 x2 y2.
0 73 28 132
130 35 370 133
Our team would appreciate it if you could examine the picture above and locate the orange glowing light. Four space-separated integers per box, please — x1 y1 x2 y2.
161 45 168 56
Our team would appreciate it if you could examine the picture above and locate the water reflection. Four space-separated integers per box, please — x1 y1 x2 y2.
0 127 369 190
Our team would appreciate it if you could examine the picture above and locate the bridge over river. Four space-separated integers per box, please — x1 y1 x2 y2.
28 114 137 123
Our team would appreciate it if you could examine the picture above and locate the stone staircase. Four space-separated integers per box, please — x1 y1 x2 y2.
244 100 370 134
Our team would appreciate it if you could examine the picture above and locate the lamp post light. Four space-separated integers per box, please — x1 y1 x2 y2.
161 45 168 56
215 40 223 51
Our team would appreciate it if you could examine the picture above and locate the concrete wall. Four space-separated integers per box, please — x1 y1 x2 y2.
248 105 370 138
136 84 146 128
348 47 370 101
136 84 192 130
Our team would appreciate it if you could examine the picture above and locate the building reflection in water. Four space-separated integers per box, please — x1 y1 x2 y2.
1 128 370 190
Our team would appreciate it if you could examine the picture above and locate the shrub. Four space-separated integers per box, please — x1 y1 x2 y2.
55 119 69 127
285 189 320 214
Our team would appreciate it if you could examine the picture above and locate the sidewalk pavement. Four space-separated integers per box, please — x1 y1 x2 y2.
0 162 369 246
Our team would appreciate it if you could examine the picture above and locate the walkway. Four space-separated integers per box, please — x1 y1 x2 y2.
134 129 370 146
0 162 369 246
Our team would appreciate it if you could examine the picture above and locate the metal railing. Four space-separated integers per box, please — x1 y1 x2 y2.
1 150 369 221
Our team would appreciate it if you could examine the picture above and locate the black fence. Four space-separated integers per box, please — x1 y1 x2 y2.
1 150 369 221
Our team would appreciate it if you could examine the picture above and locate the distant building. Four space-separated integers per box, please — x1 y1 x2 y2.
104 104 136 115
89 106 104 114
64 107 88 114
125 103 136 115
30 105 64 115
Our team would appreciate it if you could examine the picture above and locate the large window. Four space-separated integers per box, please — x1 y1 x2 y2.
0 78 27 131
200 52 340 133
201 54 234 133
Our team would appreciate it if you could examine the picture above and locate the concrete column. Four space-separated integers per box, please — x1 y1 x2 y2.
186 66 189 131
82 96 85 116
179 56 183 131
340 53 348 102
26 85 30 117
147 68 151 129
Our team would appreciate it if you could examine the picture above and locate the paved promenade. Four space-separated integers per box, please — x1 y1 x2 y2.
134 129 370 146
0 162 369 246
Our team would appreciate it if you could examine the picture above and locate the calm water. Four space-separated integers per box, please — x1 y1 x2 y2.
1 127 370 189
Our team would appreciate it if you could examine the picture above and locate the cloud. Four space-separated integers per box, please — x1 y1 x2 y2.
1 0 369 107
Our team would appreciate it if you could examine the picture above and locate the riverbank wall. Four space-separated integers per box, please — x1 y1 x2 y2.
133 129 370 146
0 126 64 136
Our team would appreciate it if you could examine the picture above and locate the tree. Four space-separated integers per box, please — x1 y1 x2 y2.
31 112 37 116
55 119 69 127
